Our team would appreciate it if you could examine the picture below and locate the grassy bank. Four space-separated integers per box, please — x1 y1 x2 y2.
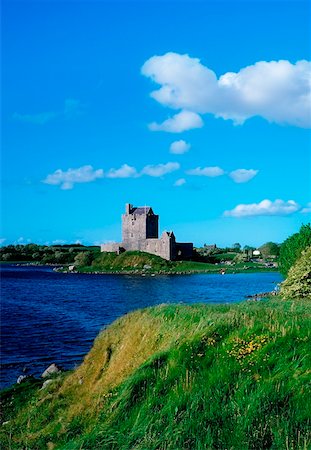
1 296 310 449
75 250 276 275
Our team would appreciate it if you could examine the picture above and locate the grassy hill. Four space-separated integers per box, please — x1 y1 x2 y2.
1 296 310 449
76 250 274 274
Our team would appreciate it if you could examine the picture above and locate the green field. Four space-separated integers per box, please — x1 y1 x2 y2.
1 296 310 449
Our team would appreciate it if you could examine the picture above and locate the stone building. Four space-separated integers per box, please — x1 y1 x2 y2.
101 203 193 261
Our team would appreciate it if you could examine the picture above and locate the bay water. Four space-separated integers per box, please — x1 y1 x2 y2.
0 264 282 388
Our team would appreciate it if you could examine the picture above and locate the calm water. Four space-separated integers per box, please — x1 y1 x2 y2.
0 265 282 388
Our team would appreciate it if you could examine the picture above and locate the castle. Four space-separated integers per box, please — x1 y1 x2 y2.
101 203 193 261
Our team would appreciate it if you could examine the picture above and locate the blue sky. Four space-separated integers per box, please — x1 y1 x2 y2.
2 0 311 247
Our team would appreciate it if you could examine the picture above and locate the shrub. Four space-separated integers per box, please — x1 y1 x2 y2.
279 223 311 276
74 251 94 267
280 246 311 299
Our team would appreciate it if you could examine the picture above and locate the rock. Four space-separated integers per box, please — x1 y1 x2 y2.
16 375 28 384
41 363 61 378
41 379 54 389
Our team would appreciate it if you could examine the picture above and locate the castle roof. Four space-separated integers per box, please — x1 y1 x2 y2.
163 231 175 238
131 207 153 215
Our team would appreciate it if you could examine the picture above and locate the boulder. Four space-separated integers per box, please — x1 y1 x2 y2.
41 363 61 378
16 375 28 384
41 379 54 389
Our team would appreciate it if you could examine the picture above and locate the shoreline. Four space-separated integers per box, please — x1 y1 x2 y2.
55 267 279 276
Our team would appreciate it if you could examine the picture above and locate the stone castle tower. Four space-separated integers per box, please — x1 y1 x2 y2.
122 204 158 246
101 203 193 261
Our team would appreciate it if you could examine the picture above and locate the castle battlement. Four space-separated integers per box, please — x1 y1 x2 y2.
101 203 193 261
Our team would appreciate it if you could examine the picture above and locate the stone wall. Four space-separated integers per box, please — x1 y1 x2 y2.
122 209 158 244
100 243 123 254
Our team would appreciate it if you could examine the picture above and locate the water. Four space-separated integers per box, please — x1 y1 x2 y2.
0 264 282 388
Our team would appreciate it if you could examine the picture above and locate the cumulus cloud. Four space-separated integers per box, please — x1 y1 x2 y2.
301 202 311 214
43 165 104 190
229 169 258 183
174 178 186 186
141 162 180 177
187 166 225 177
224 199 300 217
107 164 138 178
149 110 203 132
142 52 311 128
13 98 82 125
170 140 191 154
43 161 181 189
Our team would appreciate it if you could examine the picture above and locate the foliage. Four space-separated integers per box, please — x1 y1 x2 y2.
280 247 311 299
258 241 280 258
0 244 100 264
74 251 94 267
279 223 311 276
232 242 241 252
1 298 310 449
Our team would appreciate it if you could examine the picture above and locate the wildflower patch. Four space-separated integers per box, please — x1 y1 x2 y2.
227 335 269 363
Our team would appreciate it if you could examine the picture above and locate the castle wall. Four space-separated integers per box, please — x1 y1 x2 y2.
100 243 123 254
143 236 172 261
175 243 194 260
122 213 147 243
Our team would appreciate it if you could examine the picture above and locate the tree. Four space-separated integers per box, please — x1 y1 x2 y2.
258 242 280 258
280 247 311 299
279 224 311 276
74 251 94 267
232 243 241 252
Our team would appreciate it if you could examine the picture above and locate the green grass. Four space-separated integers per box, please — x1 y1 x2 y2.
77 250 275 275
1 297 310 449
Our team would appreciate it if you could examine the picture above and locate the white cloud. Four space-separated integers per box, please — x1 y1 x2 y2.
229 169 258 183
141 162 180 177
187 166 225 177
224 199 300 217
149 110 203 132
107 164 138 178
170 140 191 154
301 202 311 214
174 178 186 186
142 52 311 128
15 237 32 244
43 165 104 190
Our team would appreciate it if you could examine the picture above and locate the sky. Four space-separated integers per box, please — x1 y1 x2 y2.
1 0 311 248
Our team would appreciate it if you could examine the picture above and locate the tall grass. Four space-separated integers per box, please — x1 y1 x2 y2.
1 297 310 449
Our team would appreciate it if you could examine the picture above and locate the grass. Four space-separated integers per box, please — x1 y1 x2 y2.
76 250 276 275
1 296 310 449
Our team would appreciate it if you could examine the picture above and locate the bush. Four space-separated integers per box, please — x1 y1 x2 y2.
258 242 280 258
279 223 311 276
74 251 94 267
280 246 311 299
